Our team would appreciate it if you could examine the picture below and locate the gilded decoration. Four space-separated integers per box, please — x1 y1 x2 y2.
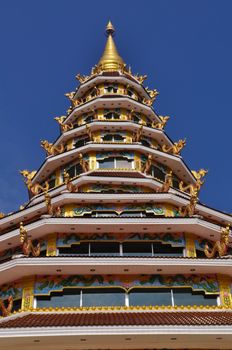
162 139 186 155
19 222 41 257
218 275 232 307
79 184 153 193
204 224 230 258
21 278 34 311
41 140 65 157
34 274 219 295
54 116 73 133
152 116 170 129
179 194 198 217
20 169 49 196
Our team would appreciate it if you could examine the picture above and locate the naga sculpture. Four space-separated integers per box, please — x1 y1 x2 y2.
132 125 143 142
41 140 65 156
0 296 13 317
146 88 159 99
156 171 173 193
179 194 198 217
19 222 40 257
78 153 89 173
20 170 49 196
152 116 170 130
204 224 230 258
179 177 204 197
63 170 79 193
76 73 90 84
191 169 208 181
54 116 73 133
0 212 5 218
44 192 61 216
142 154 152 175
162 139 186 155
133 74 147 84
142 98 153 107
64 91 75 100
86 124 93 141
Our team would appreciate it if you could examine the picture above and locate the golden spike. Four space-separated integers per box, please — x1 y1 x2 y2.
97 21 125 71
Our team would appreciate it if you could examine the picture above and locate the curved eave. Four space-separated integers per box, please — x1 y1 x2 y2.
53 121 174 149
32 143 196 185
73 75 151 101
0 216 230 252
1 191 232 241
0 256 232 286
64 97 161 125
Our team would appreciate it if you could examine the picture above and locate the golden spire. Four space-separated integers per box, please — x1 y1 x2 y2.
97 21 125 71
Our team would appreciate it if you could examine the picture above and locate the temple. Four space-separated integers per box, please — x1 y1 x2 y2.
0 21 232 350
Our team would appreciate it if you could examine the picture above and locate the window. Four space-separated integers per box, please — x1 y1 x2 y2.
98 157 133 169
151 165 166 182
59 243 89 256
104 112 120 120
129 288 172 306
37 289 81 308
63 163 83 180
90 242 120 256
141 139 151 147
153 242 183 257
83 115 94 124
82 288 125 307
104 84 118 93
123 242 152 256
74 136 89 148
102 134 125 142
173 288 218 306
47 174 56 189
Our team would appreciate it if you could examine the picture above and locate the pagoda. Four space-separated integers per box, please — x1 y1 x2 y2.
0 21 232 350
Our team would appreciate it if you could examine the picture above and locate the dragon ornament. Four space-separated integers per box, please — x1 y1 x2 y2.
41 140 65 156
78 153 89 173
44 192 61 217
152 116 170 130
204 224 231 258
63 170 79 193
146 88 159 99
54 116 73 133
179 169 208 196
132 125 143 142
162 139 186 155
179 194 198 217
132 74 147 84
19 222 41 257
20 170 49 196
76 73 90 84
0 296 13 317
142 154 152 175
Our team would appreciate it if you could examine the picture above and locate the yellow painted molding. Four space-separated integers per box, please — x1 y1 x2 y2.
218 274 232 307
185 233 197 258
21 277 34 311
46 233 57 257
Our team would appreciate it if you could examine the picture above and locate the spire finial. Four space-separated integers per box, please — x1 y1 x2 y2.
97 21 125 72
106 21 115 36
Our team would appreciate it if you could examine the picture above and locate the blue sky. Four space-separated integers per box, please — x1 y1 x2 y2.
0 0 231 214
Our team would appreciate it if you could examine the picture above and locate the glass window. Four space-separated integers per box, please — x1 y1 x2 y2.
129 288 172 306
82 288 125 307
151 165 166 181
90 242 120 256
98 157 115 169
116 157 132 168
120 211 144 217
123 242 152 256
59 243 89 256
64 163 83 179
37 289 81 308
47 175 56 189
103 134 124 142
84 115 94 124
173 288 218 306
74 137 89 148
93 211 118 217
153 242 183 257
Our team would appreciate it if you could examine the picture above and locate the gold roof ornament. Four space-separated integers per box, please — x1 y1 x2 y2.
97 21 125 72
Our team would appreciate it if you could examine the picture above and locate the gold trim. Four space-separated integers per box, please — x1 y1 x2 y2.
185 233 196 258
218 274 232 307
46 233 57 257
21 277 34 311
